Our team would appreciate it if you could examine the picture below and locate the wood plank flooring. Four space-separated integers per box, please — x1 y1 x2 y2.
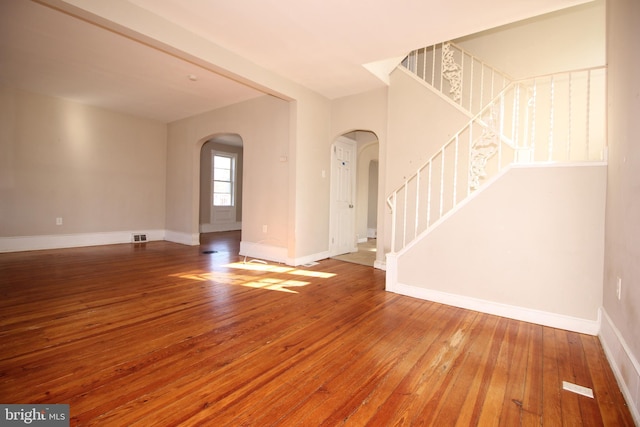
0 231 635 426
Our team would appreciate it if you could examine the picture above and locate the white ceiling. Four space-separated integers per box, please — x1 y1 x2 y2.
0 0 590 123
0 1 264 122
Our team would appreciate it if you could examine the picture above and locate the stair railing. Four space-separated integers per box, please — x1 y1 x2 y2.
402 42 512 116
387 66 606 254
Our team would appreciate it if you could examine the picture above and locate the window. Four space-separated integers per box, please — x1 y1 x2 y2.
212 152 236 206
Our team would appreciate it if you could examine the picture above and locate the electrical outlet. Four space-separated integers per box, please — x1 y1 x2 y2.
616 277 622 300
56 217 63 226
262 225 268 233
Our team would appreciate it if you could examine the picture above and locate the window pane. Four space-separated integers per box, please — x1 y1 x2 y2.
214 155 231 169
214 168 230 182
213 181 231 193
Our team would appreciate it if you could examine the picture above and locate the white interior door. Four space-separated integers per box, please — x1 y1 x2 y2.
330 136 357 256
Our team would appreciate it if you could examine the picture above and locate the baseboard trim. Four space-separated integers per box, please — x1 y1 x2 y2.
240 240 288 264
164 230 199 246
373 259 386 271
289 250 331 267
599 308 640 424
391 282 601 335
239 241 334 267
0 230 166 252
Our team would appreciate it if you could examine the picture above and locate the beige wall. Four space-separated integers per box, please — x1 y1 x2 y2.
290 94 332 260
166 95 290 248
0 86 166 237
456 0 606 79
602 0 640 417
398 165 606 322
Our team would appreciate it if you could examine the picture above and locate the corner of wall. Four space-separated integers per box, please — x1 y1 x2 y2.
164 230 200 246
373 259 386 271
385 252 398 292
240 240 289 265
287 250 331 267
599 308 640 424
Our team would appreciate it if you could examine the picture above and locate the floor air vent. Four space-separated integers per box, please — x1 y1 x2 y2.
132 233 147 243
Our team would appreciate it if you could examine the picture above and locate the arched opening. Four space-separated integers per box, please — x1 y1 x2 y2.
329 130 379 266
199 133 244 239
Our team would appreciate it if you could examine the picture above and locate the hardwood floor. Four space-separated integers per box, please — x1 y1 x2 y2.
0 231 634 426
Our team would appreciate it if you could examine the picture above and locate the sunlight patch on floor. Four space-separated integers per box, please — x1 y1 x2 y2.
171 270 310 293
171 261 335 294
286 269 335 278
225 262 293 273
242 278 309 293
224 262 335 278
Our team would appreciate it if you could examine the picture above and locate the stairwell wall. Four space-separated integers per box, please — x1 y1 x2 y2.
455 0 605 79
395 164 606 333
601 0 640 421
384 69 470 255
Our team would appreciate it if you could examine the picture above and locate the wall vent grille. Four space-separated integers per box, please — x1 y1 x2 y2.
132 233 147 243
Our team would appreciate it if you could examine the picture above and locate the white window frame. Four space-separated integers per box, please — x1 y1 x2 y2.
212 151 237 207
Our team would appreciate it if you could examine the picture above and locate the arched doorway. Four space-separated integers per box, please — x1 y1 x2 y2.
329 130 379 265
199 133 244 235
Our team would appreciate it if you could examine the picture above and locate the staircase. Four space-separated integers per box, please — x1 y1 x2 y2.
388 42 606 254
402 42 512 117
